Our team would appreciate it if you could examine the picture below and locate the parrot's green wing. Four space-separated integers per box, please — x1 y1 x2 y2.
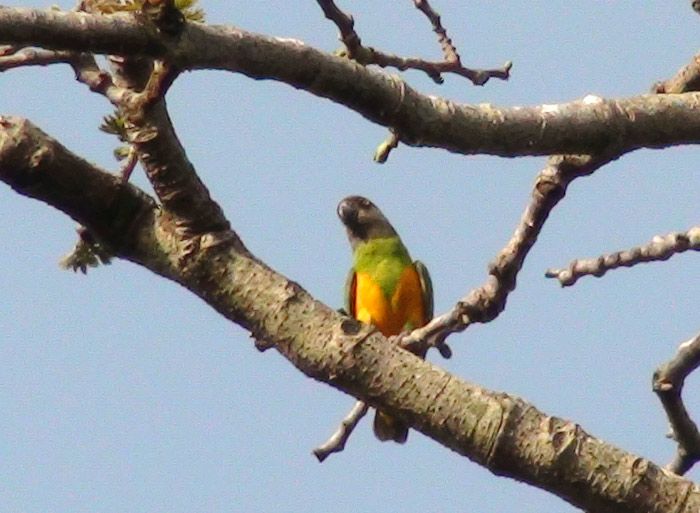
343 268 357 317
414 260 433 323
415 259 451 359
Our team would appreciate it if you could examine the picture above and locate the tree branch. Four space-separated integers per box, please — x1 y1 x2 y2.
2 116 700 512
543 50 700 288
3 7 700 510
315 0 361 57
1 8 699 158
116 62 231 236
53 14 230 237
653 50 700 94
0 115 156 250
412 0 460 64
400 153 616 351
315 0 510 85
313 400 369 462
654 331 700 475
0 46 72 70
545 226 700 287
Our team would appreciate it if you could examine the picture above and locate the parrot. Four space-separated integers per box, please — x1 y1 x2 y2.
337 195 433 444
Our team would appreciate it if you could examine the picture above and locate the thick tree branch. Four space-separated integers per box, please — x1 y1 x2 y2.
3 7 700 511
114 61 231 236
1 8 700 158
2 116 700 512
0 7 164 56
0 115 156 252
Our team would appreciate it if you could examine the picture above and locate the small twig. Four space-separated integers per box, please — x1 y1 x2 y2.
412 0 460 63
652 50 700 94
367 49 511 85
316 0 510 85
316 0 362 58
373 131 399 163
313 400 369 462
0 45 122 104
653 331 700 475
0 46 73 71
119 145 139 182
70 53 121 101
545 226 700 287
138 59 179 106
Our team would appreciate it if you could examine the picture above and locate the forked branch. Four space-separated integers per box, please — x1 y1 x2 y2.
653 331 700 475
316 0 510 85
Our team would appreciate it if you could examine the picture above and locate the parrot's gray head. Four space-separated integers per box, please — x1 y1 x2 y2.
337 196 398 249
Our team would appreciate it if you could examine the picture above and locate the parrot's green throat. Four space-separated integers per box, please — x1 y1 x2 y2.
352 237 412 299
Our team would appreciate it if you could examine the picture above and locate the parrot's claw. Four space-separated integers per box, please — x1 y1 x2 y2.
388 331 411 348
431 332 453 359
391 331 453 359
436 341 453 359
390 331 426 358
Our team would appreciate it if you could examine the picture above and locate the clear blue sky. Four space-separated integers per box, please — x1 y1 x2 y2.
2 2 699 512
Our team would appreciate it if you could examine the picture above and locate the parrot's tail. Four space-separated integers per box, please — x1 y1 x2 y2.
373 410 408 444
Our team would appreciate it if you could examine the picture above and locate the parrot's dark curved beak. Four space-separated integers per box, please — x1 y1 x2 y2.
337 198 358 228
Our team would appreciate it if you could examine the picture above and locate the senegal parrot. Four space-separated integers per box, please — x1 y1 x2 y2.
337 195 433 444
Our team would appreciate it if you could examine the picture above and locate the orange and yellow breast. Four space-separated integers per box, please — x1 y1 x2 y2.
354 266 426 337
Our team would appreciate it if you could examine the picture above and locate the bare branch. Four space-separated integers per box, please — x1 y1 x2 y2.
406 67 697 342
0 7 162 55
653 50 700 94
653 331 700 475
315 0 361 58
315 0 508 85
545 226 700 287
0 115 156 251
401 154 616 351
357 46 511 86
70 53 121 99
544 51 700 289
0 8 699 157
0 46 72 71
120 76 231 236
412 0 460 64
69 37 228 238
313 400 369 462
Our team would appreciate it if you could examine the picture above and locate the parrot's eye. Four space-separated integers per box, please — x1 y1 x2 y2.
359 198 370 208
